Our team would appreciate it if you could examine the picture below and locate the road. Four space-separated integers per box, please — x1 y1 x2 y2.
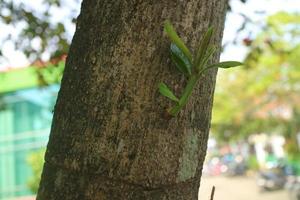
16 176 289 200
198 176 289 200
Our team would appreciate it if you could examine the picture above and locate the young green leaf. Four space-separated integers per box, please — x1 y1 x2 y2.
206 61 243 70
170 43 192 76
195 27 214 70
159 21 243 118
196 45 216 73
164 20 192 62
158 82 179 102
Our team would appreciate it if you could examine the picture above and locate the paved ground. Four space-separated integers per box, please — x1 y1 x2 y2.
14 176 289 200
198 175 289 200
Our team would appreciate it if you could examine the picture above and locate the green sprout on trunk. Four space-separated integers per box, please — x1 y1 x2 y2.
159 20 242 117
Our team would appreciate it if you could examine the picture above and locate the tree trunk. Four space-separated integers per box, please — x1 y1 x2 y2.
37 0 228 199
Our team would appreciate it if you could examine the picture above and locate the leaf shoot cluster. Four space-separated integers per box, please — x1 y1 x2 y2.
159 21 242 117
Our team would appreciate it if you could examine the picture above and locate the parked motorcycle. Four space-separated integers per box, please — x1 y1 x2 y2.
256 165 286 191
286 176 300 200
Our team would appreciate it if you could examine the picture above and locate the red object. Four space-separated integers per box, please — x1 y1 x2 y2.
243 38 252 46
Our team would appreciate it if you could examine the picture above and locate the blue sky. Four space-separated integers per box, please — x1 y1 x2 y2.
0 0 299 70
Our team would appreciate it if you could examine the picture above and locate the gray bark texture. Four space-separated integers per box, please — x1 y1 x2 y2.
37 0 228 199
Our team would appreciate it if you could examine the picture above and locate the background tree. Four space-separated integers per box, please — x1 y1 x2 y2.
212 12 300 158
36 0 229 199
0 0 79 63
27 149 46 193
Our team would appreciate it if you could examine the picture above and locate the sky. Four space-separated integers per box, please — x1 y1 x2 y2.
221 0 300 61
0 0 78 70
0 0 299 70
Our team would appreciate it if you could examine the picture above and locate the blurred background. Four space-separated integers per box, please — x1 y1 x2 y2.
0 0 299 199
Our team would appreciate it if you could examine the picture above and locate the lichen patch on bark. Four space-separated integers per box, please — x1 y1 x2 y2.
177 128 200 182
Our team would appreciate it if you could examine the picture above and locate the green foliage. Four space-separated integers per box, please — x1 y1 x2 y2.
0 61 64 93
170 43 192 76
212 11 300 154
0 0 79 62
285 138 300 161
158 83 179 102
27 148 45 193
195 27 214 70
159 21 242 117
164 20 192 62
206 61 243 70
246 155 259 171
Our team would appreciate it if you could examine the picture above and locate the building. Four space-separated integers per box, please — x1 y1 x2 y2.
0 62 63 199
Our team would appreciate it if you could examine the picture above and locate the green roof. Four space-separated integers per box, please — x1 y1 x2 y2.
0 62 64 94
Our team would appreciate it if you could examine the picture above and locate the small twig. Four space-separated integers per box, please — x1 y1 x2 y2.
210 186 216 200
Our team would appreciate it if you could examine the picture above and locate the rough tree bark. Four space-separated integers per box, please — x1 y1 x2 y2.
37 0 228 199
